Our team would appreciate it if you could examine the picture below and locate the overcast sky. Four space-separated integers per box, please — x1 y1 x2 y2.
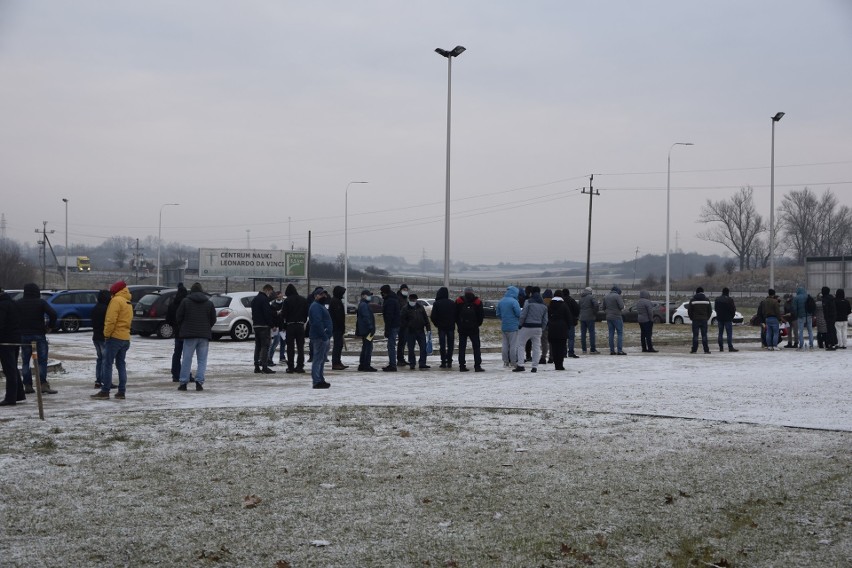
1 1 851 266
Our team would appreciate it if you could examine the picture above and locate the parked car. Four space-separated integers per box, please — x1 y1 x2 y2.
596 301 669 324
126 285 168 307
131 289 179 339
210 291 255 341
670 302 744 325
482 300 498 319
45 289 100 332
416 298 434 315
5 289 55 301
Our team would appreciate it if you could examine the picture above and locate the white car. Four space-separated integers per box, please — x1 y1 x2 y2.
671 302 744 325
416 298 434 315
210 291 257 341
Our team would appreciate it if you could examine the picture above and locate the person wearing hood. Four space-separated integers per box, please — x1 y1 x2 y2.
355 290 377 372
603 285 626 355
282 283 308 373
578 287 600 355
496 286 521 368
793 286 814 349
834 289 850 349
0 289 26 405
380 284 401 372
429 286 456 369
714 287 738 352
329 285 348 370
395 284 410 367
175 283 216 391
91 289 112 389
16 282 58 394
687 286 713 354
547 290 570 370
820 287 837 350
781 293 798 349
455 286 485 372
92 281 133 400
166 283 188 381
514 290 547 372
636 290 658 353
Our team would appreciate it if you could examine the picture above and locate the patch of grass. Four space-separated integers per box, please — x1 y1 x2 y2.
32 437 57 453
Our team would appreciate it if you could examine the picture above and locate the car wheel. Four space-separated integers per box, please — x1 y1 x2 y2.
230 321 252 341
673 316 684 324
653 315 663 324
157 322 175 339
711 317 717 325
61 315 81 333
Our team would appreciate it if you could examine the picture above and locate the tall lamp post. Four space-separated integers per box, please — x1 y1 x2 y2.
344 181 368 307
157 203 179 286
435 45 465 289
62 198 69 289
665 142 693 324
769 112 784 290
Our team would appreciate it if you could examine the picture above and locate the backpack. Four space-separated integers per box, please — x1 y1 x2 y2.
805 295 816 315
459 300 478 328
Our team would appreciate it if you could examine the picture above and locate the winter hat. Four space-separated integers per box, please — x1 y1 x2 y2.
722 287 729 295
821 286 830 296
380 284 392 295
768 288 775 296
361 289 372 297
409 293 419 300
542 289 553 298
190 282 203 293
696 286 704 294
464 286 474 294
584 286 593 293
109 280 127 295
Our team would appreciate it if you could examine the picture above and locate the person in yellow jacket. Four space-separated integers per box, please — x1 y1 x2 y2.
92 281 133 400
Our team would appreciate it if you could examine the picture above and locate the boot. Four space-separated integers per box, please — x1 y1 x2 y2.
41 382 58 394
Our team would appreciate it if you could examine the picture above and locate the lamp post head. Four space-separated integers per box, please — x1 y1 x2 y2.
62 198 68 203
435 46 466 58
772 112 785 122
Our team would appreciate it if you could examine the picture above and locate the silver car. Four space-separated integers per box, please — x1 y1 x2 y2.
210 291 257 341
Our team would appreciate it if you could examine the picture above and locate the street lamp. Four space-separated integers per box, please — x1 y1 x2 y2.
157 203 179 286
665 142 693 324
769 111 785 290
435 45 465 289
62 198 69 289
344 181 368 307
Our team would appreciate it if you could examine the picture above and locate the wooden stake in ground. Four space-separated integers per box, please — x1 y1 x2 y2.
31 341 44 420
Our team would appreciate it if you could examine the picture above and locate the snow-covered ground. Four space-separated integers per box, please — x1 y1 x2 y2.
14 332 850 432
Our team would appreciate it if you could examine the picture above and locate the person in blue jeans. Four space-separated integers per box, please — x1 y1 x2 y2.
93 281 134 399
308 287 333 389
175 282 216 391
380 284 401 372
793 286 814 349
90 289 111 388
760 289 782 351
16 283 58 394
602 285 626 355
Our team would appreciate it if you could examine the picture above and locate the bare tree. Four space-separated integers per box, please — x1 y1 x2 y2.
697 186 766 270
0 239 37 288
779 188 818 264
723 258 737 275
704 262 717 278
781 188 852 262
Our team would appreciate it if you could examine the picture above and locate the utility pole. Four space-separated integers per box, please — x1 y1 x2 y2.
35 222 56 290
632 247 639 289
582 175 600 288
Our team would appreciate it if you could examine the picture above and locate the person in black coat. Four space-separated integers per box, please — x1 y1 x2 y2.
547 291 570 370
821 287 837 350
834 289 851 349
251 284 276 373
91 289 111 389
562 288 580 359
176 282 216 389
329 285 348 370
455 287 485 372
380 284 401 372
282 283 308 373
0 290 25 405
16 283 58 394
429 286 456 369
400 293 431 370
166 283 188 381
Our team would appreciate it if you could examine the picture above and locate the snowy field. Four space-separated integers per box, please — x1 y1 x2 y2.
1 332 849 567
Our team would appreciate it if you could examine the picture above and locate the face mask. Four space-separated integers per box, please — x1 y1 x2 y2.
409 301 416 307
401 290 409 297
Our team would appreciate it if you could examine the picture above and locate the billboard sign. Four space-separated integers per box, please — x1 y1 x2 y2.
199 248 306 278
